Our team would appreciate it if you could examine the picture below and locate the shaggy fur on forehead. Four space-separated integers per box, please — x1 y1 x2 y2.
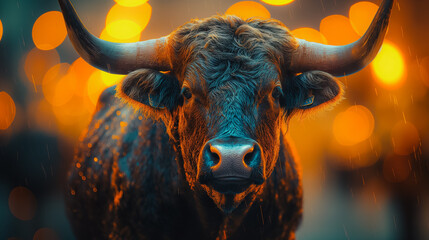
167 15 299 81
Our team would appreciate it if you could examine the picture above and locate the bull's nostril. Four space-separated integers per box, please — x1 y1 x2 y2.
243 149 254 167
209 145 220 167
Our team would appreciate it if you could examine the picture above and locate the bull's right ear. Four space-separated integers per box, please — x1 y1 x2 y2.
116 69 181 112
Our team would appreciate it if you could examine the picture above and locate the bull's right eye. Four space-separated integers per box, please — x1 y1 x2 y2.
181 87 192 100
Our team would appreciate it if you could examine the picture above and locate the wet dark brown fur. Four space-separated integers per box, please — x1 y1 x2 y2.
67 15 342 239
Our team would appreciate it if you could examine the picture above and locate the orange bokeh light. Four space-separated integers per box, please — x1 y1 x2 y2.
52 95 92 138
114 0 148 7
226 1 271 20
0 91 16 130
383 154 411 183
371 42 405 88
32 11 67 50
260 0 294 6
24 48 60 85
33 228 60 240
333 105 375 146
8 186 37 221
349 1 379 36
391 121 420 156
291 27 328 44
42 63 76 107
106 3 152 30
68 58 96 97
0 19 3 41
320 15 360 45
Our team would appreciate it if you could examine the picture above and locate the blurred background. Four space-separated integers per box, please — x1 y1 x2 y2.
0 0 428 239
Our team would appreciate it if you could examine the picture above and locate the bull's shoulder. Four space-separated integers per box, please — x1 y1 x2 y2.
66 86 183 239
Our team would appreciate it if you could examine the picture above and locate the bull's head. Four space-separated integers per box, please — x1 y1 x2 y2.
59 0 394 213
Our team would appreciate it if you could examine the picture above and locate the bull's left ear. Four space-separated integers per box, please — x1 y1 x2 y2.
116 69 181 112
284 71 343 112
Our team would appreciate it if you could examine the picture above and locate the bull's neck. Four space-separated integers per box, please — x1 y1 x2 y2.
169 119 287 239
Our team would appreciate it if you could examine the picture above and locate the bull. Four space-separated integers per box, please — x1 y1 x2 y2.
59 0 394 239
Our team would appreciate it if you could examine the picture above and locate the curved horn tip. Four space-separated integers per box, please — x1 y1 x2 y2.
290 0 395 77
58 0 170 74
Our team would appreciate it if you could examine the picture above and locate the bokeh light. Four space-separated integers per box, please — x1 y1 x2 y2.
100 71 125 87
114 0 148 7
106 3 152 30
349 1 379 36
106 20 143 40
100 28 141 43
52 95 92 139
8 186 37 221
391 121 420 156
225 1 271 20
260 0 294 6
24 48 60 85
32 11 67 50
68 58 96 97
371 42 405 88
0 91 16 130
291 27 328 44
320 15 360 45
333 105 375 146
33 228 60 240
42 63 75 107
87 71 109 105
0 19 3 42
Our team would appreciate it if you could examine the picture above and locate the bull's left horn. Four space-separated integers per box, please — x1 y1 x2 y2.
58 0 171 74
290 0 394 77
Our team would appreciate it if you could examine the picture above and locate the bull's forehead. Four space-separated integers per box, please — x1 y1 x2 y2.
184 56 280 95
183 56 280 138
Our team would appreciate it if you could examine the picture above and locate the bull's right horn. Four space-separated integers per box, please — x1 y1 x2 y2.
58 0 171 74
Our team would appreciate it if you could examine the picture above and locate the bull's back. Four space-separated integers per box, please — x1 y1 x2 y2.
66 86 184 239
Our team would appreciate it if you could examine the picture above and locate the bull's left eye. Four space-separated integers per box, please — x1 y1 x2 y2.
272 86 283 100
181 87 192 100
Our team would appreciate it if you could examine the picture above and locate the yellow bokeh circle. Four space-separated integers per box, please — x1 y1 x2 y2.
100 71 125 87
260 0 294 6
32 11 67 50
114 0 148 7
106 20 143 40
106 3 152 30
371 42 405 88
100 28 141 43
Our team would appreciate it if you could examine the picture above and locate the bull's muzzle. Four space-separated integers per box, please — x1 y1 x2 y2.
198 137 265 194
